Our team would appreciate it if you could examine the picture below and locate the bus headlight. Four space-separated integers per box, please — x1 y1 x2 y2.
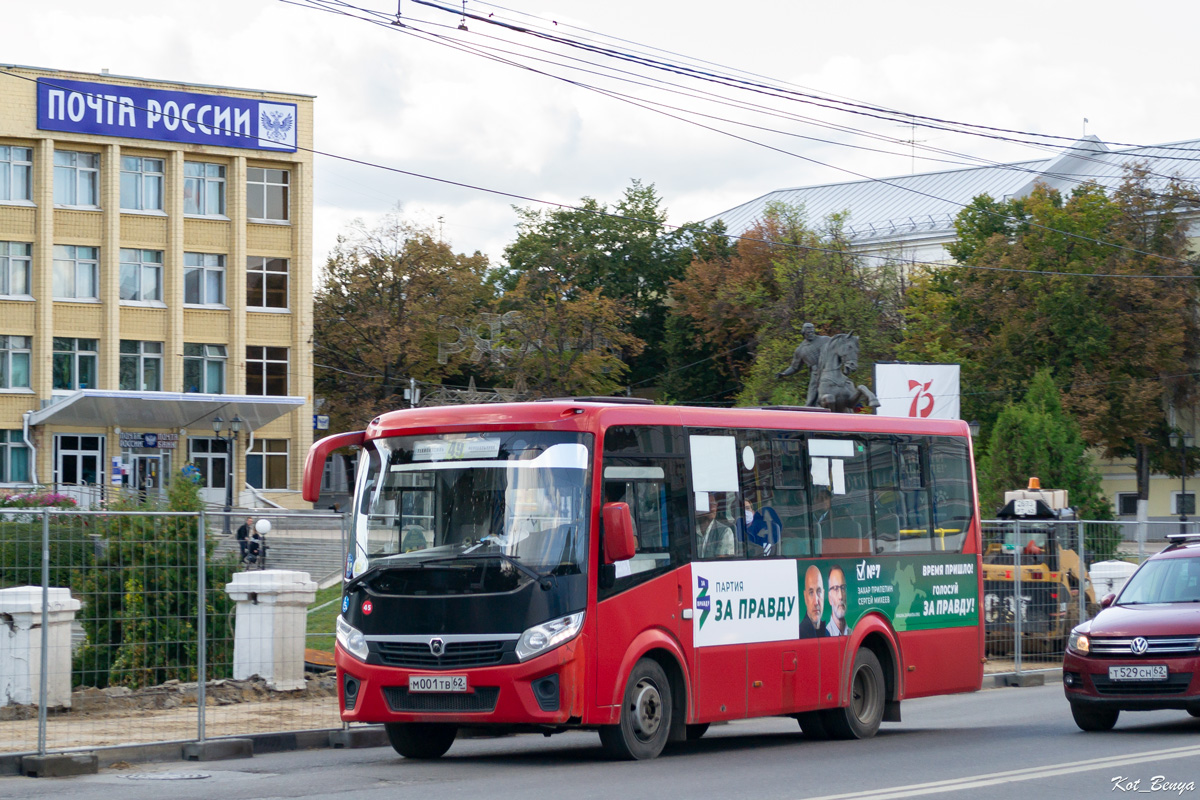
1067 630 1090 655
337 615 369 662
515 612 585 662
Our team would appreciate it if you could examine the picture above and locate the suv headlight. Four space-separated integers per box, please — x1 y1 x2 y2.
337 615 369 661
515 612 585 662
1067 630 1090 655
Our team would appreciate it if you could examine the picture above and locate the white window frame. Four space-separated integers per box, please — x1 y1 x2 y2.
52 245 99 300
0 241 32 298
119 248 164 304
119 340 163 392
0 146 33 204
183 343 227 393
183 252 226 306
247 438 289 490
0 335 31 391
0 430 31 484
246 167 289 222
53 150 100 208
246 345 289 396
183 161 227 217
246 256 289 310
52 337 98 391
119 156 164 212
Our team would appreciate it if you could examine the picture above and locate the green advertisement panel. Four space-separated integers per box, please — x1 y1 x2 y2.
796 554 979 638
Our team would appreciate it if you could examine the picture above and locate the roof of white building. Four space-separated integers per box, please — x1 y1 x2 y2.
709 136 1200 247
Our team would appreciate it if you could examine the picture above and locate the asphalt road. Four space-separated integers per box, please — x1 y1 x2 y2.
3 683 1199 800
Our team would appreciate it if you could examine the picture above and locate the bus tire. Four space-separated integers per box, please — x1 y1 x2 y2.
385 722 457 759
600 658 673 760
825 648 885 740
795 711 829 740
1070 703 1119 732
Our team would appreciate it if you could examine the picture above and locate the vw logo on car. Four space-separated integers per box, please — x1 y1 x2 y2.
1130 637 1149 655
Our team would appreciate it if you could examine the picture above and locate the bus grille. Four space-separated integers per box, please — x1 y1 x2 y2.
374 640 508 669
383 686 500 713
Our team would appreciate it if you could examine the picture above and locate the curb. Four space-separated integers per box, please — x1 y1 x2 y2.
984 668 1061 688
0 726 386 778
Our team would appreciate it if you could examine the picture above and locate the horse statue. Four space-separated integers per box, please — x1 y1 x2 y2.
813 333 880 413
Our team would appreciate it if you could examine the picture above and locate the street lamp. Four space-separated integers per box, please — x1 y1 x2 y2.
212 415 243 534
1169 428 1193 534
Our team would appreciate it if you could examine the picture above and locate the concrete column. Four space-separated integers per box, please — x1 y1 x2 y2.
224 569 316 691
0 586 81 708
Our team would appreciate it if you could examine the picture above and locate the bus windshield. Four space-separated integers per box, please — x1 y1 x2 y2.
352 431 592 579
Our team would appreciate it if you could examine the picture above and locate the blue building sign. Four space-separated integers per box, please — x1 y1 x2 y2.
37 77 297 153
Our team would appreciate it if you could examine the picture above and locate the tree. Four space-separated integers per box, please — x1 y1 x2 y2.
733 203 905 406
498 181 712 390
489 257 643 397
313 214 491 430
902 168 1200 501
977 370 1111 520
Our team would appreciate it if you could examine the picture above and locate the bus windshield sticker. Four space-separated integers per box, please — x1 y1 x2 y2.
809 439 855 458
689 435 738 493
831 459 846 495
604 466 665 480
811 457 831 487
412 438 502 462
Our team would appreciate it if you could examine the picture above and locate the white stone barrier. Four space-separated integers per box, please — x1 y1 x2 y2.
0 586 81 708
225 570 318 691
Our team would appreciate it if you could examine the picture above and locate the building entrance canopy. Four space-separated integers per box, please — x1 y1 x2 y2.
27 390 306 432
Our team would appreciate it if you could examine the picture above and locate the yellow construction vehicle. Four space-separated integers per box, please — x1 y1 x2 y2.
983 478 1096 655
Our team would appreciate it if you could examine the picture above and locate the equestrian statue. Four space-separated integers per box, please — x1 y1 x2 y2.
777 324 880 414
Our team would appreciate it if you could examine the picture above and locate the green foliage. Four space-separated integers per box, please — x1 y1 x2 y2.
978 370 1112 521
0 518 94 590
72 471 239 689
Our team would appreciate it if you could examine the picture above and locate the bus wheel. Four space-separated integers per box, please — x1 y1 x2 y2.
826 648 885 740
385 722 457 759
1070 704 1119 732
685 723 710 741
795 712 829 740
600 658 673 760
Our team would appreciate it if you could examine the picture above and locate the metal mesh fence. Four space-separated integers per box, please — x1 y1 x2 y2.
0 509 346 756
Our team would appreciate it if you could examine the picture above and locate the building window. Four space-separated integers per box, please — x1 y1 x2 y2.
1173 492 1195 517
52 338 97 390
247 439 288 490
183 343 226 393
184 162 226 216
52 245 99 300
53 150 99 207
0 146 33 202
120 156 164 211
247 167 288 221
184 252 225 305
246 346 288 396
0 430 30 483
0 241 32 297
246 257 288 309
119 340 163 392
1117 493 1139 516
0 336 31 389
119 248 163 302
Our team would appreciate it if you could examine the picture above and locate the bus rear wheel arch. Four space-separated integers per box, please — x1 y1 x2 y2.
600 657 674 760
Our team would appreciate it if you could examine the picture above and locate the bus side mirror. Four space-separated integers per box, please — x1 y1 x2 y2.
602 502 637 564
303 430 365 502
1100 593 1116 609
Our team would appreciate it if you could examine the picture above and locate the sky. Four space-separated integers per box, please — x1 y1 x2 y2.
8 0 1200 267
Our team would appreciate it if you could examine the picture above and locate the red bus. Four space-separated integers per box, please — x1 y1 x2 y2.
304 399 983 760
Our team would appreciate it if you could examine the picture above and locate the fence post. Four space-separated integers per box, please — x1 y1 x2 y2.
1078 521 1087 625
1013 520 1022 675
197 508 207 744
37 510 50 756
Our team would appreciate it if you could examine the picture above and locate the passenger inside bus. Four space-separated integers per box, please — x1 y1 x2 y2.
696 492 736 559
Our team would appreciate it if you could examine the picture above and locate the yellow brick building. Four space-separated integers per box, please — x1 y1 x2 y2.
0 64 314 510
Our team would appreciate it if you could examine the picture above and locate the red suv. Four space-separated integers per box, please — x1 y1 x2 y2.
1063 533 1200 731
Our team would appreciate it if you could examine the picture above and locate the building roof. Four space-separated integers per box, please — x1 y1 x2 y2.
708 136 1200 248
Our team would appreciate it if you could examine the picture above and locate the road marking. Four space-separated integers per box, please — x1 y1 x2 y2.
802 743 1200 800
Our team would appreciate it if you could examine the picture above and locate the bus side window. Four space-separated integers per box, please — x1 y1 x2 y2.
930 438 973 553
600 453 689 598
870 439 901 553
896 441 933 551
772 436 812 556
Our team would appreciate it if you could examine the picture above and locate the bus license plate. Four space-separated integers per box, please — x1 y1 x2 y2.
1108 665 1168 681
409 675 468 693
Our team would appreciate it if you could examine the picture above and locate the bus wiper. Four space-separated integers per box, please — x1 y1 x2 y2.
426 552 556 590
343 559 431 592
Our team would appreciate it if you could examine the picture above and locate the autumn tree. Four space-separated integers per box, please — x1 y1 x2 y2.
489 255 643 397
497 181 713 390
313 214 491 430
902 167 1200 501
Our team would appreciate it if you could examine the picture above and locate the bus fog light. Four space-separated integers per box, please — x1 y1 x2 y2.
337 615 370 661
516 612 584 662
